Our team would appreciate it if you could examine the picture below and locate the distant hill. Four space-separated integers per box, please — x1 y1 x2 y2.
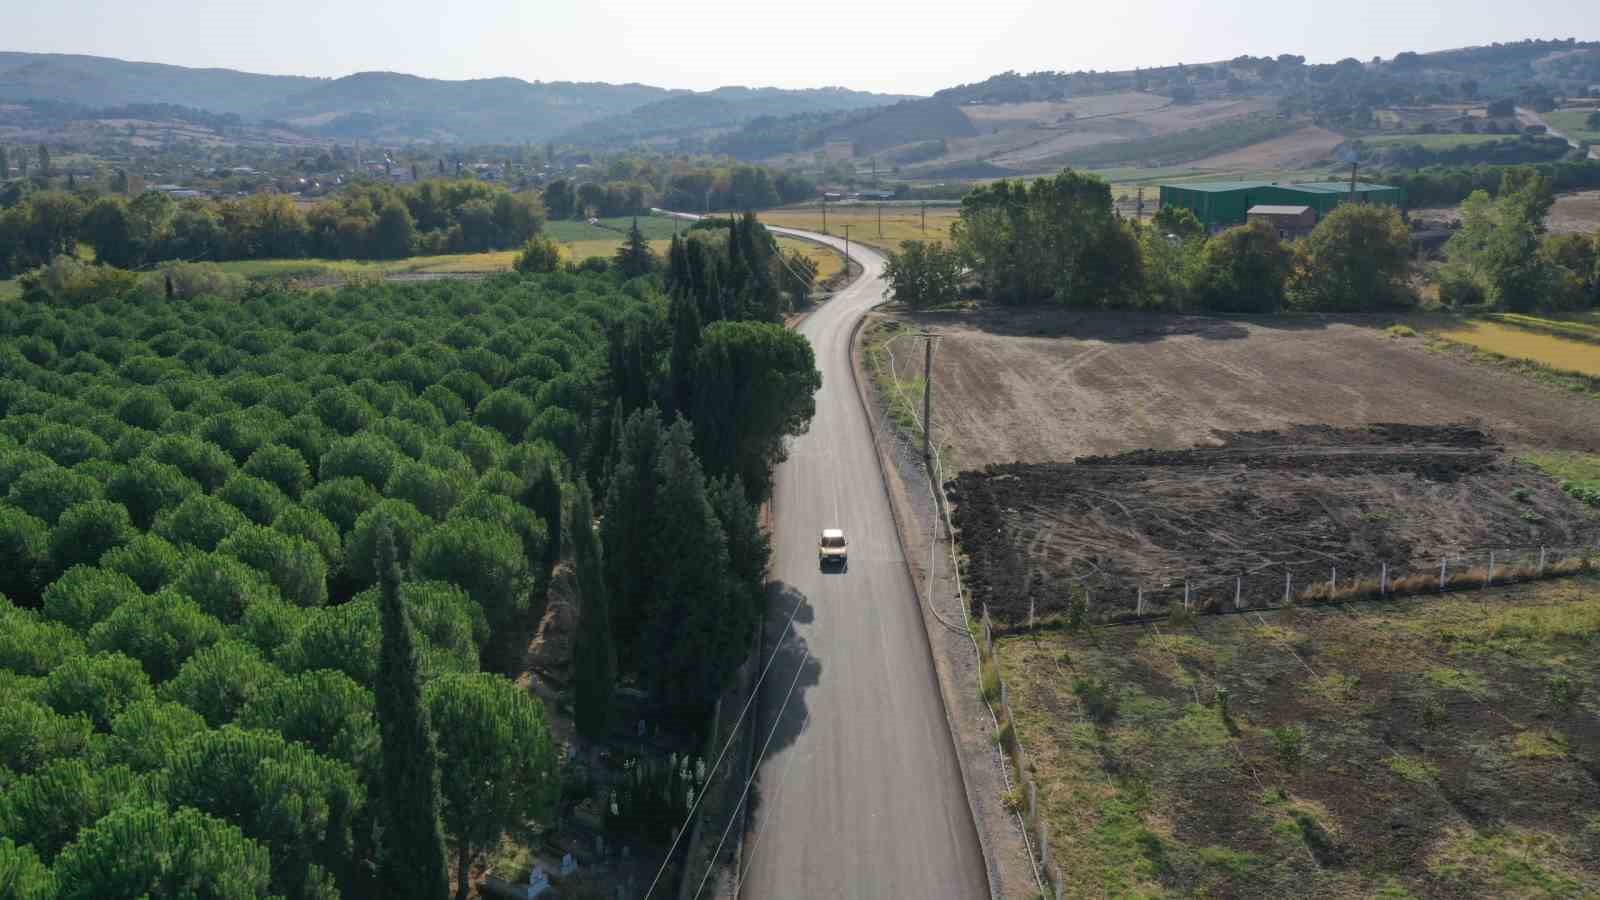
552 86 915 147
0 51 911 144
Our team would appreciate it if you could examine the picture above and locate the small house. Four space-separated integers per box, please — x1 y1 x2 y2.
1247 204 1317 239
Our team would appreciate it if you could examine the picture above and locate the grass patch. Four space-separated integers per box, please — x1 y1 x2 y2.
1544 108 1600 144
758 205 960 253
994 576 1600 898
1427 320 1600 377
1523 452 1600 510
1359 133 1514 149
1055 117 1300 168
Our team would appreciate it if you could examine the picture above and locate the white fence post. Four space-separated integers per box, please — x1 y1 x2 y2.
1330 566 1337 594
1380 562 1388 596
1284 571 1292 604
1136 586 1144 617
1184 580 1191 610
1038 820 1049 871
1440 557 1448 591
1539 546 1547 575
1235 576 1242 609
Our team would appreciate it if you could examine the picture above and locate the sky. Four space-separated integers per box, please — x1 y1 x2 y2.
9 0 1598 95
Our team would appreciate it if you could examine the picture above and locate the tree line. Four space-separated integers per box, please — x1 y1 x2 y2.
0 249 823 896
0 178 545 276
1381 158 1600 208
541 166 815 220
886 167 1598 315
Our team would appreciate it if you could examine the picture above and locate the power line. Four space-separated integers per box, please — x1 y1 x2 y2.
640 590 810 899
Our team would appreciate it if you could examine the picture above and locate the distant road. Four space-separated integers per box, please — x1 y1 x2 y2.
656 210 989 897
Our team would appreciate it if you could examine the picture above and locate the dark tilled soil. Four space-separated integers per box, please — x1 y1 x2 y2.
951 424 1600 625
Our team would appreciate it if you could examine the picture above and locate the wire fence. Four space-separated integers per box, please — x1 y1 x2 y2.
984 543 1599 632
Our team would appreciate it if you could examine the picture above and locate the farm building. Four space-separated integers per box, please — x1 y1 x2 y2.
1247 204 1317 239
1159 180 1406 230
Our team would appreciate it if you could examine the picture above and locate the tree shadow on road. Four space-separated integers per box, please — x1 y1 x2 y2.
741 581 823 833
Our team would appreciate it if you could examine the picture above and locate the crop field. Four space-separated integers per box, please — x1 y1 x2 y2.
1547 190 1600 235
1428 319 1600 377
1046 117 1302 169
994 575 1600 898
1544 108 1600 143
1357 133 1511 149
757 204 960 251
950 424 1600 625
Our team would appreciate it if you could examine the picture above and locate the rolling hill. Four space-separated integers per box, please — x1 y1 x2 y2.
0 51 912 143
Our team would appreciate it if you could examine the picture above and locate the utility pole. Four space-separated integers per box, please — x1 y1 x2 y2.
822 198 827 234
1136 186 1144 222
877 202 883 239
842 225 851 266
922 336 934 466
921 201 926 234
1348 162 1358 204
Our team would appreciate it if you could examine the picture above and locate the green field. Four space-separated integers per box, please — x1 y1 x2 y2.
1358 133 1516 149
1544 109 1600 144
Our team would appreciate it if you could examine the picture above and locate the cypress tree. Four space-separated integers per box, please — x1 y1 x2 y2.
373 525 450 898
0 146 9 180
601 407 661 662
643 418 736 730
571 483 615 739
668 288 701 420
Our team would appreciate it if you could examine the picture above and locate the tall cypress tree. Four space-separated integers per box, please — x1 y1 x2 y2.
571 483 615 739
601 407 661 663
373 525 450 898
0 146 9 180
668 288 701 420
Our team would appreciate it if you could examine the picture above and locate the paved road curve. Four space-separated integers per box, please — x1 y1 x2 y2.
736 225 989 898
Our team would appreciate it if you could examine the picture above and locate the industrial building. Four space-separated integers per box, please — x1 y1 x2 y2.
1158 180 1406 231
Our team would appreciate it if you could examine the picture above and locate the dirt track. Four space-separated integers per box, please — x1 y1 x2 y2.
878 309 1600 468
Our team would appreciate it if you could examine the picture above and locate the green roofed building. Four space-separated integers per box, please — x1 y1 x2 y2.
1158 180 1405 230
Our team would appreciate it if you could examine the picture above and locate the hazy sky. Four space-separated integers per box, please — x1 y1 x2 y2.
11 0 1598 95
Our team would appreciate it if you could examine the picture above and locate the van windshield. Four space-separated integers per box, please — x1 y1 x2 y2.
822 536 845 548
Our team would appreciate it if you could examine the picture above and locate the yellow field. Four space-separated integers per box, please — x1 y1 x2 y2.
757 205 959 252
777 237 845 283
1430 319 1600 377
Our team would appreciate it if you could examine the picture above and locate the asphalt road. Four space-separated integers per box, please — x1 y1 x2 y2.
735 226 989 898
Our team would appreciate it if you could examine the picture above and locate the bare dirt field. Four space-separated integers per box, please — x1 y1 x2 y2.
997 575 1600 899
950 424 1600 624
1185 125 1345 170
1548 190 1600 235
869 310 1600 468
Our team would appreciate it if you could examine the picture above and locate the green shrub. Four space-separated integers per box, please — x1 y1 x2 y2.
114 388 173 430
384 459 465 520
173 552 282 624
1072 676 1121 724
344 499 433 588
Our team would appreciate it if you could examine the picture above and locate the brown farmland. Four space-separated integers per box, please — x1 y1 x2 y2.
863 310 1600 626
950 425 1600 625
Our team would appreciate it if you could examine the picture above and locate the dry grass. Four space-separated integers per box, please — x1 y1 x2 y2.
757 205 960 252
1427 319 1600 377
995 575 1600 898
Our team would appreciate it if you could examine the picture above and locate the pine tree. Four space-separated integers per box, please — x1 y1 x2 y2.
37 144 50 177
373 525 450 899
613 217 656 278
571 483 615 739
0 146 9 180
